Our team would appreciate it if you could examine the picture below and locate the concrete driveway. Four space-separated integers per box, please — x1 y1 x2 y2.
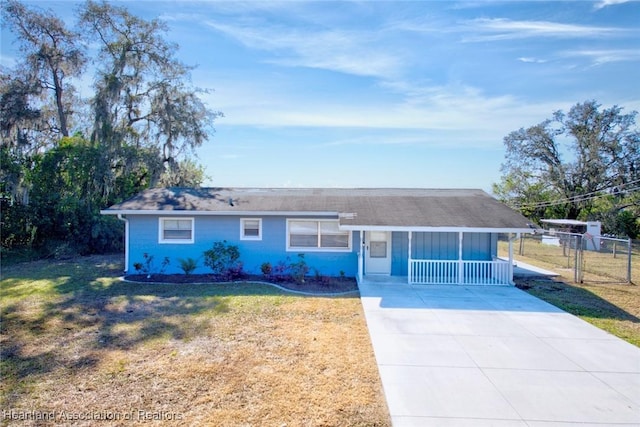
359 281 640 426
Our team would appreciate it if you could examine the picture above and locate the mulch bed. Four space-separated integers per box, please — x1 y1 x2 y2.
124 273 359 294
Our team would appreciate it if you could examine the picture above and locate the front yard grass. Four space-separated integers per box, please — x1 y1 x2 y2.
515 277 640 347
501 241 640 347
1 255 390 426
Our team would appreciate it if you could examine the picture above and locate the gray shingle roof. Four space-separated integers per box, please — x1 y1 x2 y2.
102 187 533 230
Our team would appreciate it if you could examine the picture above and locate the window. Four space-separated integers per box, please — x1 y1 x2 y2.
287 220 350 251
370 241 387 258
241 218 262 240
159 218 194 243
289 221 319 248
369 231 388 258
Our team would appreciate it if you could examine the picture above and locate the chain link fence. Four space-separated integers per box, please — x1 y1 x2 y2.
516 231 634 284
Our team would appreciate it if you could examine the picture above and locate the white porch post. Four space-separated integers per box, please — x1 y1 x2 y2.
508 233 518 285
358 230 364 283
458 231 464 284
407 231 412 284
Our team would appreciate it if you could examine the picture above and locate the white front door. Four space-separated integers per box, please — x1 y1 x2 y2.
366 231 391 275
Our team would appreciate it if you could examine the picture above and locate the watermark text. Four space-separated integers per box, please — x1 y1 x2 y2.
2 409 183 423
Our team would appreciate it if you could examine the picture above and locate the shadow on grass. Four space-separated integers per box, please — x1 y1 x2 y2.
515 277 639 323
1 254 356 408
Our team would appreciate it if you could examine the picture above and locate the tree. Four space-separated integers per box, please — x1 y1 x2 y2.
1 0 86 229
27 136 124 254
494 100 639 236
1 1 221 257
157 158 208 188
0 72 42 206
0 71 42 151
1 0 85 139
586 192 640 238
79 0 220 184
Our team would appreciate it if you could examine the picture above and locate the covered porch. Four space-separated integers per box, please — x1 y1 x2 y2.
350 229 523 286
409 257 511 285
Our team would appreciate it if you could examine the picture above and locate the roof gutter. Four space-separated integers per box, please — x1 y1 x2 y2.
339 225 535 234
100 210 535 234
100 210 339 217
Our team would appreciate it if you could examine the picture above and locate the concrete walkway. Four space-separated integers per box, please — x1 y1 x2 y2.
506 258 559 277
359 281 640 426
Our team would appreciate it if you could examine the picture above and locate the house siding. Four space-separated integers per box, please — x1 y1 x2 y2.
391 232 408 276
127 215 358 277
462 232 494 261
126 216 499 279
412 232 459 260
388 231 497 276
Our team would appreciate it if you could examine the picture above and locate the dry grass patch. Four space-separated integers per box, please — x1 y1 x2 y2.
515 276 640 347
501 237 638 283
503 245 640 347
1 255 390 426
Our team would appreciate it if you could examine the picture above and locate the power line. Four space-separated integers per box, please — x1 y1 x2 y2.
511 181 640 209
514 187 640 209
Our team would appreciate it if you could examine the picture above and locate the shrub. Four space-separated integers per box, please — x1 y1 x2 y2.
313 267 332 285
134 253 169 278
203 241 241 275
261 262 273 276
290 254 309 284
268 255 311 283
273 259 289 282
177 257 198 275
159 257 170 274
225 262 245 281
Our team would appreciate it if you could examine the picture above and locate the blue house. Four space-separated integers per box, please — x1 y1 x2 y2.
101 188 534 285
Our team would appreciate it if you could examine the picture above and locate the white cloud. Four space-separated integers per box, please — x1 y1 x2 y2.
462 18 622 42
317 131 500 149
518 57 548 64
204 20 403 79
200 73 561 149
593 0 635 10
561 49 640 65
180 4 638 153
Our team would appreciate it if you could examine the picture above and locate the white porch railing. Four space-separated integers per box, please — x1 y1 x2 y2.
409 258 512 285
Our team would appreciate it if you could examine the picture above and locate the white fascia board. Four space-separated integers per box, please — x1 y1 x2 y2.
100 210 339 217
339 225 535 234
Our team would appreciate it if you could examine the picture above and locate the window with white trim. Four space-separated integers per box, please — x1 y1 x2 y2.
287 220 350 251
240 218 262 240
159 218 194 243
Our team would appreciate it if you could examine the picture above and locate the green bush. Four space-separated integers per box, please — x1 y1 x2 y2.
260 262 273 276
177 257 199 275
290 254 309 284
203 241 241 275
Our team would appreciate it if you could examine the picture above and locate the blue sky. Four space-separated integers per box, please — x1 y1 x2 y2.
2 0 639 191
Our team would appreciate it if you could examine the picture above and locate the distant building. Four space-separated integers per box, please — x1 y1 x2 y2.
540 219 601 251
